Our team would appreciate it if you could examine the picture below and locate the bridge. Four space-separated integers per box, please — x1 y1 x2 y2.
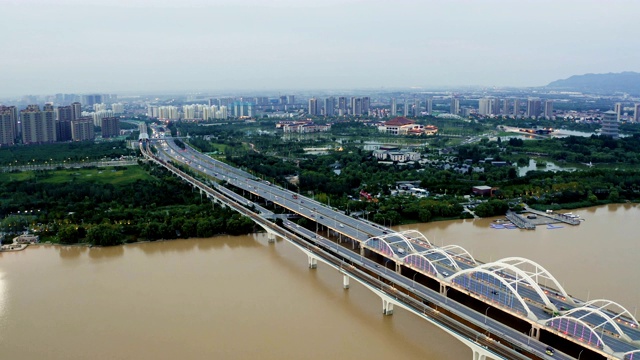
141 133 640 360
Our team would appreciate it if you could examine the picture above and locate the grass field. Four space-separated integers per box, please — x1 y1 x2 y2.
0 166 152 186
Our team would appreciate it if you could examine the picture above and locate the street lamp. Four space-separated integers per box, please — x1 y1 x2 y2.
413 272 418 288
578 349 584 359
314 208 318 235
484 306 491 324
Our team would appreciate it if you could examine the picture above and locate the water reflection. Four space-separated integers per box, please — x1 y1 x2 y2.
518 158 577 176
0 205 637 360
88 245 124 259
57 245 86 259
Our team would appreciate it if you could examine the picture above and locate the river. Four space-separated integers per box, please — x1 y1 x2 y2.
1 204 638 359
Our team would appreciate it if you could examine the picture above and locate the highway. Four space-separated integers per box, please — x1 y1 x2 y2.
147 129 640 359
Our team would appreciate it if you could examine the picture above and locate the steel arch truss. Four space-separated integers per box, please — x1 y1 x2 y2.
440 244 478 266
363 236 394 257
402 253 439 277
397 229 432 248
382 232 419 253
562 305 634 342
449 268 536 320
363 231 418 257
582 299 640 329
545 316 611 353
498 257 575 304
456 261 556 310
415 248 460 271
624 350 640 360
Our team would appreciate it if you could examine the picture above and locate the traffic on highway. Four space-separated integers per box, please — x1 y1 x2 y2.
147 127 640 359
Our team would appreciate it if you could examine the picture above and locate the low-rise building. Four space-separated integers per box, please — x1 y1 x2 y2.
472 185 494 196
378 116 438 135
372 149 422 163
278 121 331 133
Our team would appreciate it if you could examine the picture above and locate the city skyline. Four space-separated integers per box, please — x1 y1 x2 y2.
1 0 639 97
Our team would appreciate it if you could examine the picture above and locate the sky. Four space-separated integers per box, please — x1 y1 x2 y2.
1 0 639 97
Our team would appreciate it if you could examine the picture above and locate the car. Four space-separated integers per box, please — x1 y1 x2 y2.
442 271 450 277
339 224 344 228
491 290 498 295
319 216 323 219
545 347 554 356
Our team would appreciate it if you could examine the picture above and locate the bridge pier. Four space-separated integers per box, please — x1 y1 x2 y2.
472 349 487 360
343 274 350 289
530 324 541 340
267 232 276 243
382 298 394 315
308 256 317 269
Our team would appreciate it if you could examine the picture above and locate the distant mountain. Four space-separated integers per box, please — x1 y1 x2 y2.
546 72 640 95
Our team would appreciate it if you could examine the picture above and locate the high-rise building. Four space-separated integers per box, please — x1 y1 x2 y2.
391 98 397 116
450 97 459 115
157 106 179 120
71 117 94 141
111 103 124 115
56 106 74 141
71 102 82 120
217 106 228 119
21 105 57 144
92 110 114 126
308 98 318 116
544 100 554 119
403 99 409 116
351 97 362 116
503 99 509 116
425 98 433 115
232 102 253 117
601 110 619 139
413 99 420 117
202 106 211 120
362 97 370 116
492 98 501 116
324 97 335 117
279 96 287 105
0 106 17 146
614 103 623 121
338 97 347 116
478 98 492 116
526 98 541 118
286 95 295 105
101 117 120 138
183 104 196 119
147 105 159 118
208 98 218 107
634 103 640 122
82 94 102 106
219 98 234 107
513 99 520 118
93 103 107 112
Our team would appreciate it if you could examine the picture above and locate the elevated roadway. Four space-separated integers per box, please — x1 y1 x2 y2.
145 133 640 360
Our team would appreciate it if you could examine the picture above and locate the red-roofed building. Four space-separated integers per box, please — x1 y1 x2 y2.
378 117 438 135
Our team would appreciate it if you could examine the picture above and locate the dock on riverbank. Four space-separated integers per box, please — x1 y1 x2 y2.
523 206 582 226
505 211 536 230
503 206 582 230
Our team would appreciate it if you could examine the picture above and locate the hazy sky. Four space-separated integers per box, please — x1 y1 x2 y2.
1 0 638 96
